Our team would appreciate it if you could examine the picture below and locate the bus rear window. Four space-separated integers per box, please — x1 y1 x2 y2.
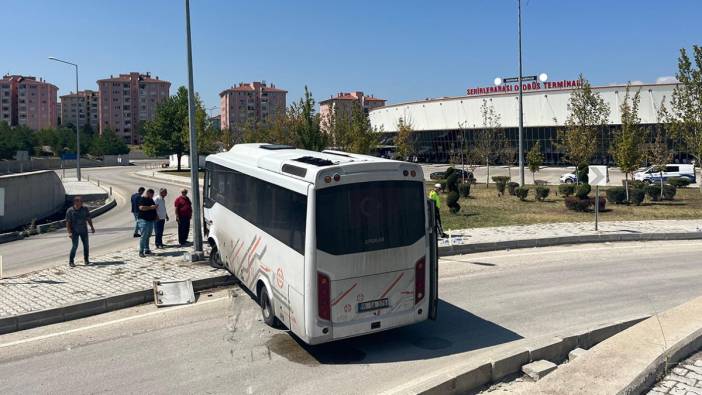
316 181 425 255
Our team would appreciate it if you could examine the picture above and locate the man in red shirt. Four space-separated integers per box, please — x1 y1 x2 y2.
174 188 193 246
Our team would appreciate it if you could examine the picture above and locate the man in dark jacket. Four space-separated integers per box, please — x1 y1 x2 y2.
66 196 95 267
174 188 193 246
131 187 145 237
138 189 158 257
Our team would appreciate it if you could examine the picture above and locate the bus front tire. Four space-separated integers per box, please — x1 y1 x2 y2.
209 246 224 269
259 287 277 327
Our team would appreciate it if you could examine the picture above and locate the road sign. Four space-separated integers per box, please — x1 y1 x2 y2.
588 166 607 186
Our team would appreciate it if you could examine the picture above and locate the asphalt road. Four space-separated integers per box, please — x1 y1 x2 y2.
1 240 701 394
0 164 192 276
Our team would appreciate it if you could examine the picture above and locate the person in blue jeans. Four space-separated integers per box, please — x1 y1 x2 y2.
131 187 145 238
66 196 95 267
137 188 158 257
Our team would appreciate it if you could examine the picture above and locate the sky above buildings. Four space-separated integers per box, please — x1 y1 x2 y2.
2 0 701 112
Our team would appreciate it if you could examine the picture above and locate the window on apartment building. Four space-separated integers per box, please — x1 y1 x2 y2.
123 83 129 88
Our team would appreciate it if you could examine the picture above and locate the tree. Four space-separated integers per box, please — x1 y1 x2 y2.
323 100 379 154
0 122 33 159
647 130 673 200
473 99 501 186
527 140 544 183
611 84 644 200
669 45 702 191
394 117 414 160
558 74 610 175
289 86 327 151
498 135 517 180
90 127 129 156
142 86 211 170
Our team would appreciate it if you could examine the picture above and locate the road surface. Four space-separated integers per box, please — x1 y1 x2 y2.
0 164 192 276
1 240 701 394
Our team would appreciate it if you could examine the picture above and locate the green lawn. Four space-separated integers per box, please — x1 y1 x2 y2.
430 182 702 230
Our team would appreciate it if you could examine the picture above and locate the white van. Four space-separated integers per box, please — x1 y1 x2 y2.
634 164 696 183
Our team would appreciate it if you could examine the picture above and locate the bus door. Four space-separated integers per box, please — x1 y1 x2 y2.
426 199 439 320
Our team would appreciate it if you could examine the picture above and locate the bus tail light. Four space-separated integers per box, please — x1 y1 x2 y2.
415 257 426 304
318 272 331 320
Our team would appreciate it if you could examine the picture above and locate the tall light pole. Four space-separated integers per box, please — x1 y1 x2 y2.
48 56 81 181
185 0 204 260
517 0 524 186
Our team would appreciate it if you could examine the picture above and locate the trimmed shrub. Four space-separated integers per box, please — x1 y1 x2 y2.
576 164 589 184
558 184 576 197
495 180 507 196
575 183 591 199
535 186 550 201
458 182 471 198
630 189 646 206
564 196 591 212
507 182 520 196
492 176 511 184
663 184 677 200
630 180 646 190
646 185 662 201
446 170 461 213
589 196 606 211
515 187 529 201
667 177 690 188
606 187 627 204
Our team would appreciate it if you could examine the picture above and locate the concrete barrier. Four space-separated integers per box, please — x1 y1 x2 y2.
0 170 66 232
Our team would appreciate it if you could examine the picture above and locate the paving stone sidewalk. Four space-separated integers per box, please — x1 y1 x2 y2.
439 219 702 247
0 231 225 320
648 351 702 394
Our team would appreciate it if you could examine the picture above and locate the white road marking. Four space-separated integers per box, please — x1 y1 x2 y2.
0 296 228 349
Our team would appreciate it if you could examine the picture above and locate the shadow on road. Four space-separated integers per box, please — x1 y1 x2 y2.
268 299 522 366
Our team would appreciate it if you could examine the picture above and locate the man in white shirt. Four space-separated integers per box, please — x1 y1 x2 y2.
153 188 169 248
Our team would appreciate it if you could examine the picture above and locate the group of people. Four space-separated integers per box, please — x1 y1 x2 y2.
64 184 194 267
130 187 193 257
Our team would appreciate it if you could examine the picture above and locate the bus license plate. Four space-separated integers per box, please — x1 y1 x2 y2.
358 298 389 312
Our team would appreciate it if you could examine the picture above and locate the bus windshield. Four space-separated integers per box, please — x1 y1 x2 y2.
316 180 425 255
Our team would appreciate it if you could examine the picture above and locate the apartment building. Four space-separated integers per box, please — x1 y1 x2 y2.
97 72 170 144
60 90 99 131
319 91 386 131
0 74 58 130
219 81 286 131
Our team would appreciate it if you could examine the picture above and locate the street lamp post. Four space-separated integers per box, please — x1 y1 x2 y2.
184 0 204 261
48 56 81 181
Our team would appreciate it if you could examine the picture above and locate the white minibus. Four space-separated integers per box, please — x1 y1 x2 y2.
203 144 438 344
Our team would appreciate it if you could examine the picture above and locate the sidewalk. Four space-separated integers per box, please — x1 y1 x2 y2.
440 219 702 253
134 169 197 187
0 231 230 334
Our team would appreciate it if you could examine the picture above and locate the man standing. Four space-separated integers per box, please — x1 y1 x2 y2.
66 196 95 267
138 188 158 257
174 188 192 246
153 188 169 248
131 187 145 238
428 184 448 238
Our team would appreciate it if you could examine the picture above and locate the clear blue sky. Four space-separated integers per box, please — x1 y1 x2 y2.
2 0 700 112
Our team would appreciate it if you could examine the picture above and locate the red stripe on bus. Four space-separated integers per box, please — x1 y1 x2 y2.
232 240 244 262
332 283 358 307
380 273 405 299
246 236 262 270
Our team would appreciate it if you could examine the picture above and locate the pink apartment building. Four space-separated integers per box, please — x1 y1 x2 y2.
219 81 287 132
97 72 170 144
60 90 99 131
319 91 386 131
0 75 58 130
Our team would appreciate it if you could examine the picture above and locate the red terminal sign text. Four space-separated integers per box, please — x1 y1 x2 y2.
466 79 582 96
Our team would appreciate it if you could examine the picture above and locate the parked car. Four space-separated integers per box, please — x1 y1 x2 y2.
559 172 578 184
429 169 475 182
634 164 696 184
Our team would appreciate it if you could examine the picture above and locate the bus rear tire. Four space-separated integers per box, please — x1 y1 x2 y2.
259 287 278 328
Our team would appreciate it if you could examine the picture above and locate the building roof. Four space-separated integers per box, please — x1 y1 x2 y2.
219 82 287 96
364 97 386 102
320 92 386 105
97 73 169 84
60 90 98 99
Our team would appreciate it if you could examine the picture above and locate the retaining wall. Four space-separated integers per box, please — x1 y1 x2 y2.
0 170 66 232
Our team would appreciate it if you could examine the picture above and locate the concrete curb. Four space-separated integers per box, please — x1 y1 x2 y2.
438 231 702 256
0 197 117 245
0 273 235 335
410 316 649 395
132 169 191 187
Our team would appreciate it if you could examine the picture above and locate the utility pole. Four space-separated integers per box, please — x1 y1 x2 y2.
517 0 524 186
48 57 81 181
185 0 204 260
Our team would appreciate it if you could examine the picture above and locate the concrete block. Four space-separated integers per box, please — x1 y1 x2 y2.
63 299 107 321
453 363 492 393
579 322 621 349
528 337 565 363
492 349 530 381
559 335 579 353
568 348 587 362
522 360 557 381
0 316 18 335
104 290 150 311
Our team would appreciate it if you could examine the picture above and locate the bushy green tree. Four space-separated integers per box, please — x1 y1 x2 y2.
289 86 327 151
394 117 414 160
558 74 610 169
90 127 129 156
527 140 544 183
611 84 644 200
473 99 502 186
0 122 34 159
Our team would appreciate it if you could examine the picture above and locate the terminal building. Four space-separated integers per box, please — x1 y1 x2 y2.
369 80 679 165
